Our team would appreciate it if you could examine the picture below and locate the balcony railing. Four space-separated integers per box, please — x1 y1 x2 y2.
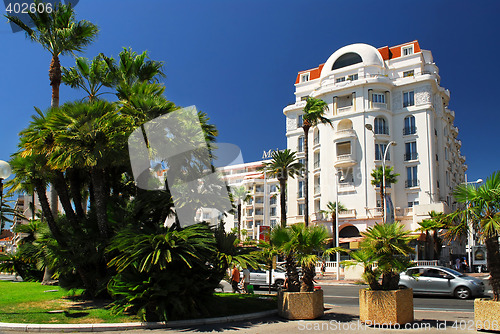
403 126 417 135
374 126 389 135
404 152 418 161
339 181 354 189
339 209 356 217
314 136 320 145
337 153 353 161
372 102 387 109
314 160 320 169
405 179 420 188
337 105 352 113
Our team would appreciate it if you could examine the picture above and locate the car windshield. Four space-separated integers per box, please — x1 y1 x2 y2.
440 267 465 277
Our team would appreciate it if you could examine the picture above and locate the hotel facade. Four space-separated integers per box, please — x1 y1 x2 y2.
283 41 466 251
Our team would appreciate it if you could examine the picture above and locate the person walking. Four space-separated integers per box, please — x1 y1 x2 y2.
230 265 241 293
242 267 251 293
320 260 326 278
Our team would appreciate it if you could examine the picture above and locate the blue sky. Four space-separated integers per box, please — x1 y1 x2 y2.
1 0 499 185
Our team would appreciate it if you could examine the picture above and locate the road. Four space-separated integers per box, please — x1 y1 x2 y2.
245 276 492 313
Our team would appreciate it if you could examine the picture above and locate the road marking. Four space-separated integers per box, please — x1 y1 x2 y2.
324 295 358 299
415 307 473 313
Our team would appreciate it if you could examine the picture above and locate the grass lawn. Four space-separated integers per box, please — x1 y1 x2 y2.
0 281 276 324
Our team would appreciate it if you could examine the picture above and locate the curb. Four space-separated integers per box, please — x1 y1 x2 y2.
0 309 278 332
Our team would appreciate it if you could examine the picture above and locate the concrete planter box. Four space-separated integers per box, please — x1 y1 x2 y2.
359 288 413 325
277 289 324 320
474 299 500 331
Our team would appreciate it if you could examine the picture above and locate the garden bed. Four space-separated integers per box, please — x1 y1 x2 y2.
0 281 276 324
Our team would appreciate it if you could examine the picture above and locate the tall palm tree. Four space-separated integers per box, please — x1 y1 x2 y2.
370 165 399 220
417 211 445 260
7 3 98 215
321 201 347 247
230 185 251 240
446 171 500 301
302 97 332 226
260 149 303 228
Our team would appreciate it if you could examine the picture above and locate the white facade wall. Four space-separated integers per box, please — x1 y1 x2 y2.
284 42 466 236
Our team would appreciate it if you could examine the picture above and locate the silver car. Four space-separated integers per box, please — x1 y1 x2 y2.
399 266 485 299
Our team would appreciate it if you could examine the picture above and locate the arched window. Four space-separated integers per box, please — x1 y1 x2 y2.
332 53 363 70
403 116 416 135
374 117 388 135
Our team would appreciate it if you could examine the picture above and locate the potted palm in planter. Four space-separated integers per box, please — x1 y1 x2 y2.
345 222 416 325
445 171 500 331
272 224 339 320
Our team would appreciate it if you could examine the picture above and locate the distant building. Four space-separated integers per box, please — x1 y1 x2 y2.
0 230 14 254
283 41 466 260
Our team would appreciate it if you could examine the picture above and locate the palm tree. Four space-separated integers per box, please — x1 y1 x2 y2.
346 222 415 290
417 211 445 260
230 185 251 240
321 201 347 247
7 3 98 215
302 97 332 226
370 165 399 220
446 171 500 301
260 149 303 228
268 226 301 292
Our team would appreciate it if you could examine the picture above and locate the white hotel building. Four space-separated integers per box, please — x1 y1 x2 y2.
283 41 466 246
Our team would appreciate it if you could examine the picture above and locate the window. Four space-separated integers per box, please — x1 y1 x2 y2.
301 73 310 82
335 77 346 83
301 96 308 101
255 197 264 204
336 141 351 156
332 52 363 70
269 185 277 193
203 212 211 220
374 117 388 134
298 115 303 127
314 175 320 194
372 93 385 104
403 91 414 107
408 201 419 207
248 221 253 228
255 185 264 193
255 208 263 216
406 166 418 188
298 203 305 216
298 180 304 198
270 197 277 205
404 141 417 161
402 45 414 56
375 142 390 161
348 74 358 81
445 147 448 160
314 129 320 145
270 219 277 228
403 70 414 77
403 116 416 135
247 209 253 216
298 136 304 152
314 152 320 169
299 158 305 166
255 220 262 226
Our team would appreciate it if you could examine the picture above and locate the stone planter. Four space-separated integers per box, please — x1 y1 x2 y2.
277 289 324 320
474 299 500 331
359 288 413 325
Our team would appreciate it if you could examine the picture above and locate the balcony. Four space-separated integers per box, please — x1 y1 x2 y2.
405 179 420 188
369 207 383 217
372 102 388 110
444 107 455 120
337 105 352 114
454 138 462 147
311 212 324 221
339 209 356 218
451 126 459 137
374 126 389 136
334 153 357 168
334 129 357 142
404 152 418 161
403 126 417 136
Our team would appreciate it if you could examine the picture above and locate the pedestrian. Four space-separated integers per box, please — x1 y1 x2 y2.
242 267 250 293
320 260 326 278
455 257 461 271
230 265 241 293
462 257 468 273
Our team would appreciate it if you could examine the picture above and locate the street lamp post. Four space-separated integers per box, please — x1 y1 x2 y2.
365 124 396 223
0 160 12 234
335 170 341 280
463 174 483 272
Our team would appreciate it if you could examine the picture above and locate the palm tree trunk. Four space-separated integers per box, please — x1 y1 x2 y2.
485 234 500 301
300 264 315 292
303 126 310 226
49 54 62 216
331 213 336 247
68 169 86 219
34 179 66 247
279 178 287 228
285 253 300 292
237 202 241 240
90 167 109 239
379 181 384 221
52 171 80 230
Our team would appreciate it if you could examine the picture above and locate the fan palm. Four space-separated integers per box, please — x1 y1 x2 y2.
268 226 301 292
417 211 445 260
321 201 347 246
446 171 500 301
7 2 98 214
231 185 251 240
301 97 332 226
260 149 303 227
370 165 399 221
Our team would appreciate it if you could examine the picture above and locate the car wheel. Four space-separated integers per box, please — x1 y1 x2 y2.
274 279 285 289
454 286 471 299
